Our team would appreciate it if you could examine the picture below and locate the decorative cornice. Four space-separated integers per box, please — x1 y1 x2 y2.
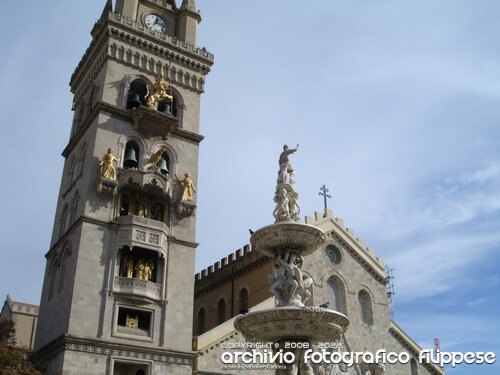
62 101 204 158
389 321 445 375
34 335 195 367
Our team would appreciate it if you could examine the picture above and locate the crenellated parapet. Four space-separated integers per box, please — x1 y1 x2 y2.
305 208 386 281
195 244 254 283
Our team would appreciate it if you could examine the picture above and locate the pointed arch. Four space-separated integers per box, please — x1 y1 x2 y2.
60 204 70 236
217 297 226 325
410 358 418 375
70 192 80 225
78 142 87 176
67 157 77 189
197 306 206 335
120 74 154 108
238 287 249 313
48 256 60 301
326 276 347 315
358 289 374 325
58 244 72 293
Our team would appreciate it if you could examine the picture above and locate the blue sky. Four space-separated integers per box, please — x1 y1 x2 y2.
1 1 499 373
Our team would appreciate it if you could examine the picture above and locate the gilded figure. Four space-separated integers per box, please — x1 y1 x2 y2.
125 256 134 278
99 148 119 180
135 259 145 280
125 314 139 328
147 146 167 168
175 173 196 201
145 75 173 109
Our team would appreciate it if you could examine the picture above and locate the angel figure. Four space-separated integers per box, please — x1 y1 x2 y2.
99 148 119 180
175 173 196 201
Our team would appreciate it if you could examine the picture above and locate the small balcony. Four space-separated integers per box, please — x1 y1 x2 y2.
113 276 162 302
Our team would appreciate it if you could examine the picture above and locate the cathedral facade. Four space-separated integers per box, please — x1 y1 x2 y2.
33 1 444 375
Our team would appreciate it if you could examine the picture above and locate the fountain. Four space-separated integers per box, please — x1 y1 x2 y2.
234 145 350 374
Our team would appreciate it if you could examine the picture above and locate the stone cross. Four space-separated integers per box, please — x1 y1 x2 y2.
318 184 331 218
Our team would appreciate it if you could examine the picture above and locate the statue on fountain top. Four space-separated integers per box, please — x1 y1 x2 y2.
274 145 301 223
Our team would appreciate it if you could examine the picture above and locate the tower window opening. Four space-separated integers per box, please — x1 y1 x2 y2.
113 362 149 375
116 306 152 337
239 288 249 314
120 247 159 283
197 307 206 335
127 79 148 109
124 141 139 169
217 298 226 325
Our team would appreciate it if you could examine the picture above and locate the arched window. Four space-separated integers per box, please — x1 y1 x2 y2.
239 288 249 313
124 141 139 169
358 290 373 325
48 258 60 301
88 86 96 110
60 204 70 236
217 298 226 325
197 307 206 335
71 193 80 224
326 276 346 314
127 79 148 108
78 143 87 176
59 247 71 293
67 157 77 189
410 358 418 375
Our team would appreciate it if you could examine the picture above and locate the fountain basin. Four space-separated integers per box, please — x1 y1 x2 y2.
234 307 349 343
250 222 327 257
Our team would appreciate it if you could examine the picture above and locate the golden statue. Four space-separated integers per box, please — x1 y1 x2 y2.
175 173 196 201
145 75 173 109
135 259 145 280
99 148 119 180
125 314 139 328
124 257 134 278
147 146 167 168
144 260 154 281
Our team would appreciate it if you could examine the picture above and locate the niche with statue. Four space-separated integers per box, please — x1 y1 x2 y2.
118 246 160 283
116 306 152 337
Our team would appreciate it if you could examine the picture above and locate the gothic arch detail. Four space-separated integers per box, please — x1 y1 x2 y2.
326 276 347 315
358 289 374 325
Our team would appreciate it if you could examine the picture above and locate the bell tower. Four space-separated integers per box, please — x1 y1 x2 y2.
34 0 213 374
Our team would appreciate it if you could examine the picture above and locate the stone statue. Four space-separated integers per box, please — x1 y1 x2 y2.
269 249 313 307
175 173 196 201
288 190 301 221
278 144 299 184
273 186 290 221
99 148 119 180
147 146 167 169
274 145 301 223
146 75 173 109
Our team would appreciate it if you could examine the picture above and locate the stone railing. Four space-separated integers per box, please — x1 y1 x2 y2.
113 276 162 301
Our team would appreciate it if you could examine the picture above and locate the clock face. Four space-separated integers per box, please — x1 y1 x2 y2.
145 14 167 33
